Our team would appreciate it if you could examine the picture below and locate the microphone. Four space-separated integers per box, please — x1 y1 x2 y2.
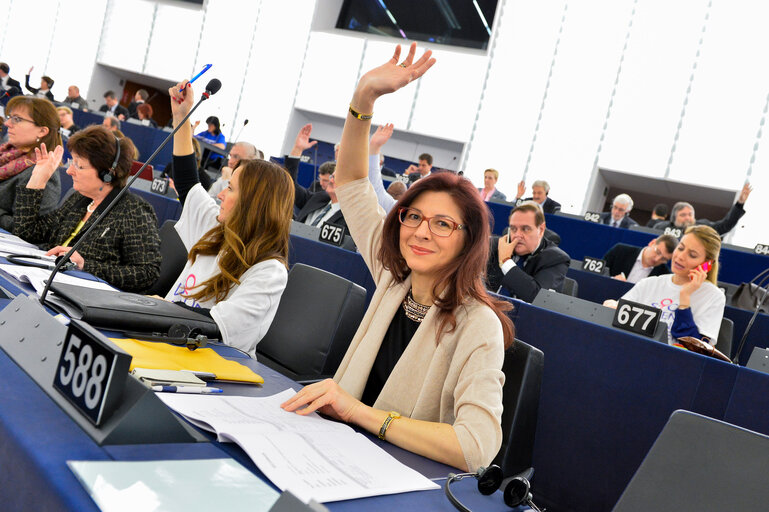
38 78 222 305
233 118 248 142
1 86 20 105
732 267 769 363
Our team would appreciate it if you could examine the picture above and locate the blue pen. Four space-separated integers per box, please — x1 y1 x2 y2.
152 385 222 394
179 64 212 92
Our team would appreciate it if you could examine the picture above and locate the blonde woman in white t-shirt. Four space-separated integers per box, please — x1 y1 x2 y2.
163 80 295 357
605 225 725 344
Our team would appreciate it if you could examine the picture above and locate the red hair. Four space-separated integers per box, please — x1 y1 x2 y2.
378 172 515 348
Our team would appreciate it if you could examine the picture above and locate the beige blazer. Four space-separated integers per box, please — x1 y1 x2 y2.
334 178 505 472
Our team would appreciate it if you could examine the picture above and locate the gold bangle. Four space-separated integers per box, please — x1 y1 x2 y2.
349 104 373 121
378 411 401 440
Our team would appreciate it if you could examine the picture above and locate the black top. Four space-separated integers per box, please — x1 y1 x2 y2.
361 305 421 407
166 155 213 199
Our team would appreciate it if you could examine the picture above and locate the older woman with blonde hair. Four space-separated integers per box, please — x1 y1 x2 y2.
0 96 61 230
165 80 295 357
478 168 507 202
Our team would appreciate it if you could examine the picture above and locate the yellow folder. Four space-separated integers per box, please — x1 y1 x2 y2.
110 338 263 384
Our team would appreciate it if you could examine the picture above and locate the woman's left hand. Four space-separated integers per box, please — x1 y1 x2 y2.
27 143 64 190
46 246 84 270
353 43 436 112
281 379 362 423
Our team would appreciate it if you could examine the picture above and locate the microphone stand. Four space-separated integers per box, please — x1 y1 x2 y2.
731 270 769 364
39 87 216 305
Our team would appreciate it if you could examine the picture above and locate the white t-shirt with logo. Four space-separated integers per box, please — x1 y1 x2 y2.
622 274 725 345
166 184 287 357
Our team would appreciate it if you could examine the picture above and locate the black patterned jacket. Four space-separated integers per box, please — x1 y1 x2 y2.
13 187 161 293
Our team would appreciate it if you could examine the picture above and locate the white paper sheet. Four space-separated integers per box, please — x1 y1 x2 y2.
0 264 116 295
158 389 440 504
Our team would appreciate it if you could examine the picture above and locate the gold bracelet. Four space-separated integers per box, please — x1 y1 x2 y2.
378 411 401 440
349 104 373 120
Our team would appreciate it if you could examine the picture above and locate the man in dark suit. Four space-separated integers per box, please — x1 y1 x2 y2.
486 201 570 302
127 89 148 119
599 193 639 228
652 183 752 237
285 124 347 231
0 62 21 92
308 161 335 193
99 90 129 120
514 179 561 214
602 234 677 283
645 203 668 227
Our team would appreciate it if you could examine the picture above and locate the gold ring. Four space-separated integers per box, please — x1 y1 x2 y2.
399 63 407 68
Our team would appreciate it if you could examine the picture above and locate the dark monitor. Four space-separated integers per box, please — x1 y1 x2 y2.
747 347 769 375
336 0 499 50
614 410 769 511
532 288 667 343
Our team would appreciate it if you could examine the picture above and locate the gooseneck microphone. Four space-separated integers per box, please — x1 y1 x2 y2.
38 78 222 305
233 118 248 142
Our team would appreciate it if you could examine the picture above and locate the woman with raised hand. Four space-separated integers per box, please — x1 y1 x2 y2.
0 96 61 231
282 43 515 472
15 125 161 292
166 80 294 357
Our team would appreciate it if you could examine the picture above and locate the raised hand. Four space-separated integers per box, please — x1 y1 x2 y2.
369 123 394 155
352 43 436 114
27 143 64 189
739 182 753 204
516 180 526 199
404 164 418 175
168 80 194 122
290 123 317 156
28 66 34 75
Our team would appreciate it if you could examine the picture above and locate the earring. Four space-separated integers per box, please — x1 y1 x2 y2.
36 137 40 142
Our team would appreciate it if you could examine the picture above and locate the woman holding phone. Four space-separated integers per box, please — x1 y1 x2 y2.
605 225 725 344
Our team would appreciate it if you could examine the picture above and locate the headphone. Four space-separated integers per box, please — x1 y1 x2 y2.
444 465 542 511
99 136 121 183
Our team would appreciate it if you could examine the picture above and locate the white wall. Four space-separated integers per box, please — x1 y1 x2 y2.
5 0 769 248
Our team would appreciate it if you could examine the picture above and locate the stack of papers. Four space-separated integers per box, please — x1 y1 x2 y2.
0 233 51 258
158 389 440 503
0 264 115 296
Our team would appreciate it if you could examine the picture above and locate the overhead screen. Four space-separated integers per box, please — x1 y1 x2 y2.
336 0 499 50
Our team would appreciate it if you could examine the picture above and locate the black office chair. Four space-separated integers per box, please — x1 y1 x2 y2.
715 317 734 359
492 338 545 477
560 277 578 297
145 220 188 297
255 263 367 382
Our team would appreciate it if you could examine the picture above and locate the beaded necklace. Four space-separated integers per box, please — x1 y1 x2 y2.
402 289 431 323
